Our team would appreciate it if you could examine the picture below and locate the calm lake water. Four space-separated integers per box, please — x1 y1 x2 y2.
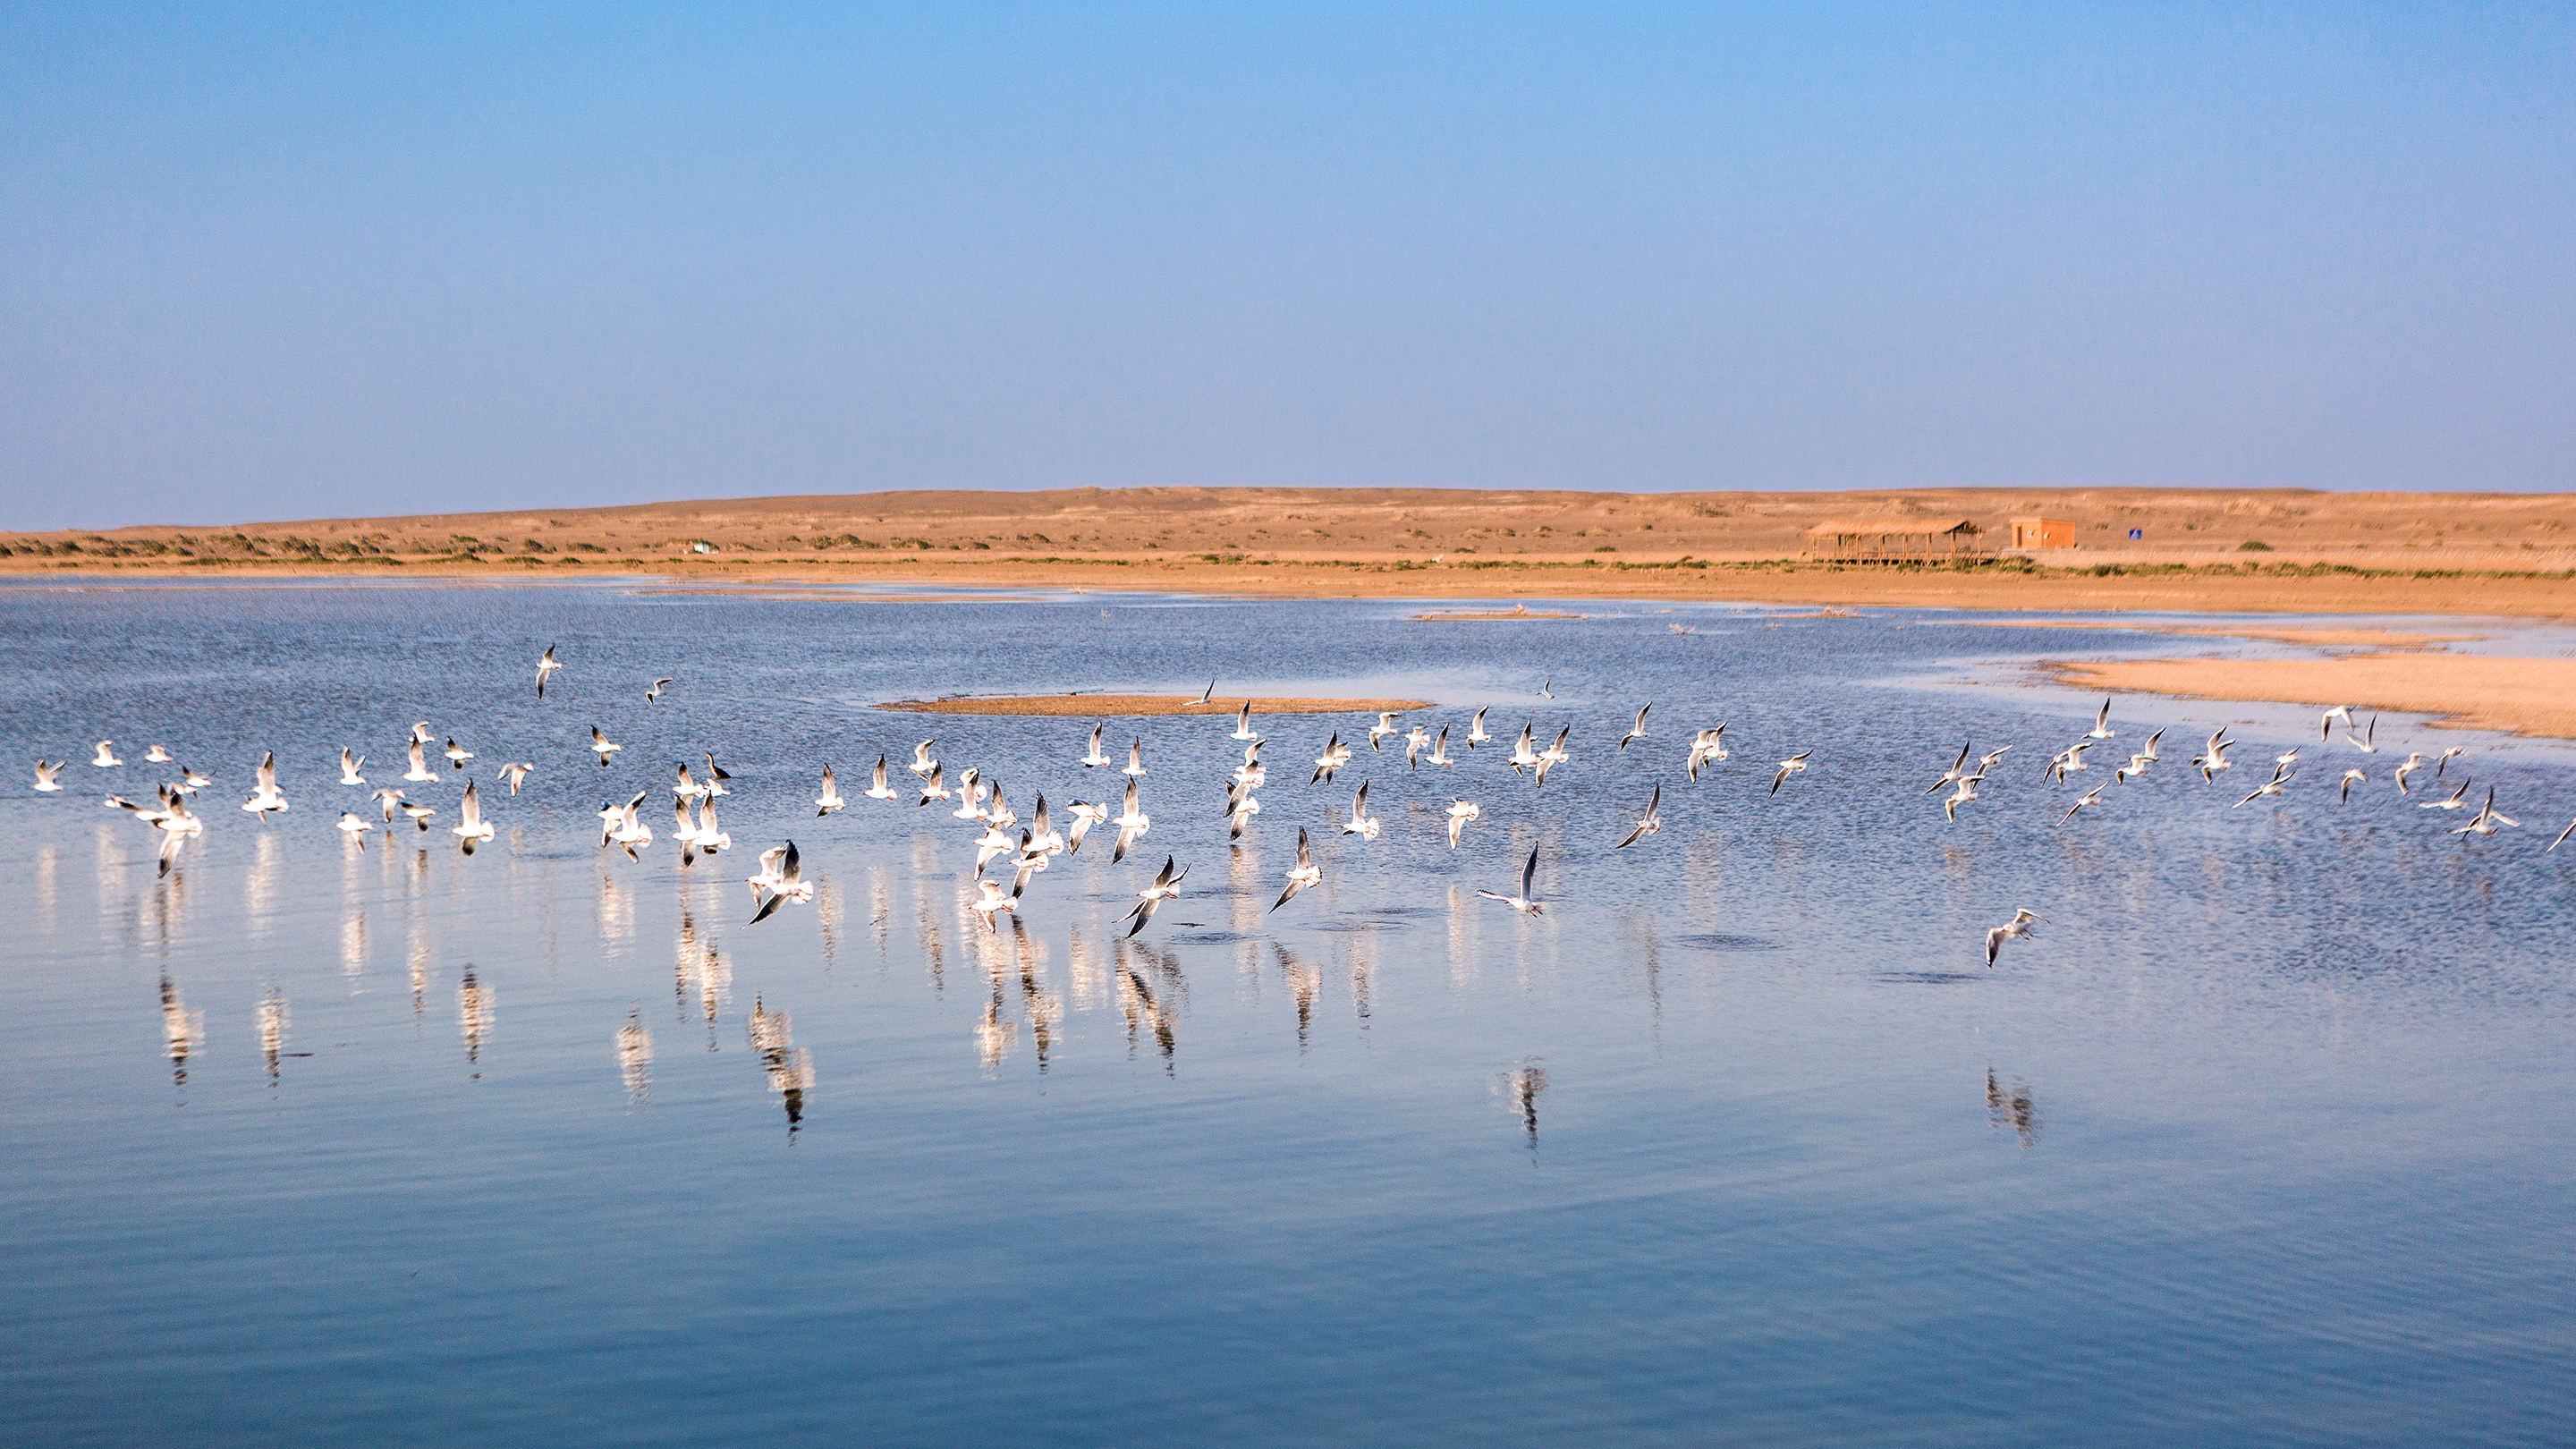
3 580 2572 1447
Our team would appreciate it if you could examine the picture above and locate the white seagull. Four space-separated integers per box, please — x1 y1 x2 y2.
143 744 172 763
1769 751 1812 796
2418 778 2474 811
2394 752 2428 794
911 739 941 778
2339 768 2368 802
1273 829 1322 912
646 677 673 703
451 780 495 854
2086 698 2115 741
1445 799 1480 849
1111 777 1151 863
1079 727 1109 769
589 727 620 768
1123 738 1149 777
2235 762 2293 807
2450 787 2517 840
1620 704 1652 750
2061 783 2106 824
1686 726 1730 782
242 751 289 817
1368 712 1401 751
402 738 440 782
92 741 120 767
1122 855 1188 937
969 877 1018 928
1064 801 1108 854
1466 708 1492 749
1231 701 1261 741
1477 845 1546 916
1310 733 1352 784
1339 780 1380 840
34 760 64 792
1403 725 1432 769
1615 784 1662 849
1983 909 2043 966
748 842 815 924
338 749 367 785
2319 704 2352 741
1942 772 1982 823
865 756 899 801
444 737 474 771
496 761 534 795
814 764 845 817
536 646 563 699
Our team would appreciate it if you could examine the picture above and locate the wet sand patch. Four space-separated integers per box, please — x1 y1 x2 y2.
2046 654 2576 739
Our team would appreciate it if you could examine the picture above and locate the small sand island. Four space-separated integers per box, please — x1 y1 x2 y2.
877 693 1436 716
2047 654 2576 739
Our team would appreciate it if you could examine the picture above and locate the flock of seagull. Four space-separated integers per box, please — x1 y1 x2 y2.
24 645 2563 969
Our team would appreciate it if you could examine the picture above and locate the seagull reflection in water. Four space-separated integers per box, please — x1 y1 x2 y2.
617 1011 653 1105
458 969 494 1074
1987 1068 2038 1148
1496 1060 1548 1151
258 987 290 1084
1275 943 1319 1052
748 996 812 1131
160 974 202 1089
1012 919 1060 1072
1116 939 1182 1067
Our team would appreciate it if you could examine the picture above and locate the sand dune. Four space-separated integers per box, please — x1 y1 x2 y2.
10 485 2575 623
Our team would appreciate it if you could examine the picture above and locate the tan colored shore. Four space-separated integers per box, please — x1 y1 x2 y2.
2048 655 2576 739
8 552 2576 621
879 694 1433 716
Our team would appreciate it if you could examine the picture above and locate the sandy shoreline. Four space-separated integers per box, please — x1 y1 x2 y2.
8 555 2576 621
2046 655 2576 740
878 694 1435 716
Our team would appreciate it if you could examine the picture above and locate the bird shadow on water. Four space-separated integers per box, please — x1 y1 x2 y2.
1673 932 1783 952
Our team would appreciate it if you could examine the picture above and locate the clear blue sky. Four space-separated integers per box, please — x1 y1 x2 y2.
3 4 2570 529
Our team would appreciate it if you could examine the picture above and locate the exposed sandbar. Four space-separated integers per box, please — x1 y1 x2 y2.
877 694 1435 716
2046 654 2576 739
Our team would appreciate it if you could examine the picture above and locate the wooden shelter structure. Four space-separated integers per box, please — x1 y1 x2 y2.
1801 518 1987 564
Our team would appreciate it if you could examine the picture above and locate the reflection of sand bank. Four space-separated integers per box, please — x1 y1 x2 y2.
1972 620 2483 649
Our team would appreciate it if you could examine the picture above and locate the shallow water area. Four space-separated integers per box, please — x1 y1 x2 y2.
3 581 2572 1447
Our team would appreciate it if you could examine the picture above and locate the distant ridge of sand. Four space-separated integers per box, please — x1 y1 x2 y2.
9 485 2576 622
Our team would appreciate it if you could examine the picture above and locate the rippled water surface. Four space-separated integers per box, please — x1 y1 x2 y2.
3 581 2572 1447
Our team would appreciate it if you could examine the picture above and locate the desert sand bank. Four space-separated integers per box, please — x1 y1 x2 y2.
878 694 1434 716
9 555 2575 621
2047 655 2576 740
